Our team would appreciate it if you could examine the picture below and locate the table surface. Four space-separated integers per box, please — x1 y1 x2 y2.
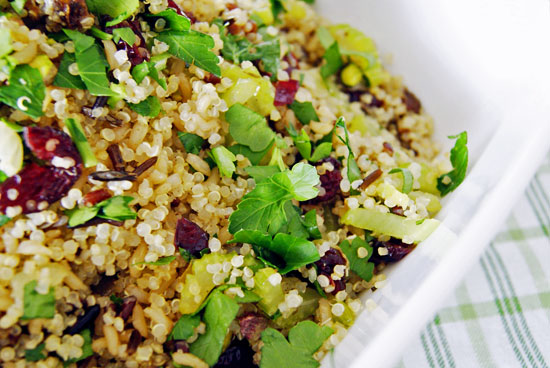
398 153 550 368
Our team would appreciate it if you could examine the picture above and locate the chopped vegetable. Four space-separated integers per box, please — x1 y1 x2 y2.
335 117 361 183
64 118 98 168
0 64 46 119
211 146 237 178
112 27 136 46
53 52 87 90
169 314 200 340
253 268 285 316
245 166 281 182
389 168 413 194
225 103 275 152
228 143 273 166
260 321 333 368
289 101 320 125
85 0 140 20
320 42 342 79
437 131 468 196
21 280 56 320
177 132 205 154
341 63 363 87
25 343 46 362
150 9 191 31
132 54 169 89
66 195 137 227
63 329 93 365
127 96 162 117
9 0 25 14
189 291 240 366
135 256 176 266
0 119 24 176
342 207 440 243
339 236 374 282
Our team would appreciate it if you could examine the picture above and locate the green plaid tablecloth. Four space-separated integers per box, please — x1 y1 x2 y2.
398 153 550 368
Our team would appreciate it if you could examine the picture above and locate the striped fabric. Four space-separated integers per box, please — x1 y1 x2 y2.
399 153 550 368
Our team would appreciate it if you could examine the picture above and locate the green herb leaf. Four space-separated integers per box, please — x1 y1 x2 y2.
149 9 191 31
339 236 374 282
0 170 8 183
63 329 93 366
22 280 55 320
335 117 361 184
232 230 319 274
227 143 273 166
260 321 333 368
289 101 319 125
0 64 45 119
320 42 343 79
96 195 137 221
112 27 136 46
135 256 176 266
169 314 200 340
310 142 332 163
53 52 87 90
235 289 262 303
437 131 468 196
132 55 169 89
189 291 240 366
210 146 237 178
317 27 335 50
177 132 205 154
245 166 281 182
389 168 413 194
90 26 113 40
0 214 10 228
225 103 275 152
66 206 99 228
228 163 319 235
110 295 123 305
25 343 46 362
63 29 115 96
289 128 312 161
269 0 285 19
65 118 97 168
85 0 139 19
127 96 162 117
157 30 221 77
9 0 26 14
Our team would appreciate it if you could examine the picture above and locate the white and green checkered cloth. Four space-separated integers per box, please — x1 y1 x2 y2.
399 153 550 368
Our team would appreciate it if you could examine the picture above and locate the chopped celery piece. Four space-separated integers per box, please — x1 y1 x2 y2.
418 163 440 195
179 252 234 314
253 268 284 316
0 119 23 176
409 191 442 214
341 208 439 243
29 55 55 80
253 7 274 26
333 302 355 327
274 287 319 329
64 118 98 168
348 113 379 136
221 65 275 116
0 29 12 58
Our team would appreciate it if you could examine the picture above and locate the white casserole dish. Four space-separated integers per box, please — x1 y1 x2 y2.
316 0 550 367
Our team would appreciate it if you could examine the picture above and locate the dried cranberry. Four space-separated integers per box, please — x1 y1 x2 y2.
274 80 299 106
370 238 415 264
364 93 384 108
314 247 347 294
403 89 421 114
238 313 268 342
174 218 209 257
83 189 112 206
307 157 342 204
214 339 257 368
105 19 149 67
24 126 82 165
204 73 222 85
346 89 364 103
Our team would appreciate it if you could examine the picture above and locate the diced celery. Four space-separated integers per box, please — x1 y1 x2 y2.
253 8 274 26
274 288 319 329
333 302 355 327
364 65 390 87
0 119 23 176
418 163 440 195
328 24 377 70
0 29 12 58
348 113 380 136
29 55 55 80
221 65 275 116
64 118 98 168
253 268 284 316
285 0 307 20
409 191 442 214
376 182 410 207
341 208 440 243
179 253 234 314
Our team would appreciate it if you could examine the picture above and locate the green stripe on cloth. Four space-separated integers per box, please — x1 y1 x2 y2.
493 226 547 242
525 184 550 237
433 315 456 368
420 332 437 368
426 322 446 367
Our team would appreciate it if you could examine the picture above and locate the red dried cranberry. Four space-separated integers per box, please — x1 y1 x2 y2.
204 73 222 85
307 157 342 204
105 19 149 67
403 89 421 114
214 338 257 368
274 80 299 106
238 313 268 342
370 238 415 264
174 218 209 257
314 247 347 294
24 126 82 165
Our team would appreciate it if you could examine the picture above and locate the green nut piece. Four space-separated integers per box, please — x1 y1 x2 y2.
341 63 363 87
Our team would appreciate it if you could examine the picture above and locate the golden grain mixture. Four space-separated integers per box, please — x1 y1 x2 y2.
0 0 468 367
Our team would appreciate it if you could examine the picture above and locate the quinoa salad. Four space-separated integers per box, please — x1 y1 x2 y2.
0 0 469 367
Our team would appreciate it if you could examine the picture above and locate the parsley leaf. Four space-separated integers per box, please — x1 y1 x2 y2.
63 29 115 96
25 343 46 362
149 9 191 31
288 125 331 163
65 118 97 168
310 142 332 163
231 230 319 274
177 132 205 154
228 163 319 235
228 143 273 166
127 96 162 117
389 168 413 194
0 64 45 119
320 42 343 79
339 236 374 282
289 101 319 125
335 117 361 184
245 166 281 182
169 314 200 340
0 170 7 183
112 27 136 45
210 146 236 178
9 0 25 14
110 295 123 305
269 0 285 19
157 30 221 77
225 103 275 152
22 280 55 320
132 54 169 89
66 195 137 227
63 329 93 366
0 214 10 227
53 52 87 90
135 256 176 266
189 291 240 366
437 131 468 196
260 321 333 368
85 0 139 20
